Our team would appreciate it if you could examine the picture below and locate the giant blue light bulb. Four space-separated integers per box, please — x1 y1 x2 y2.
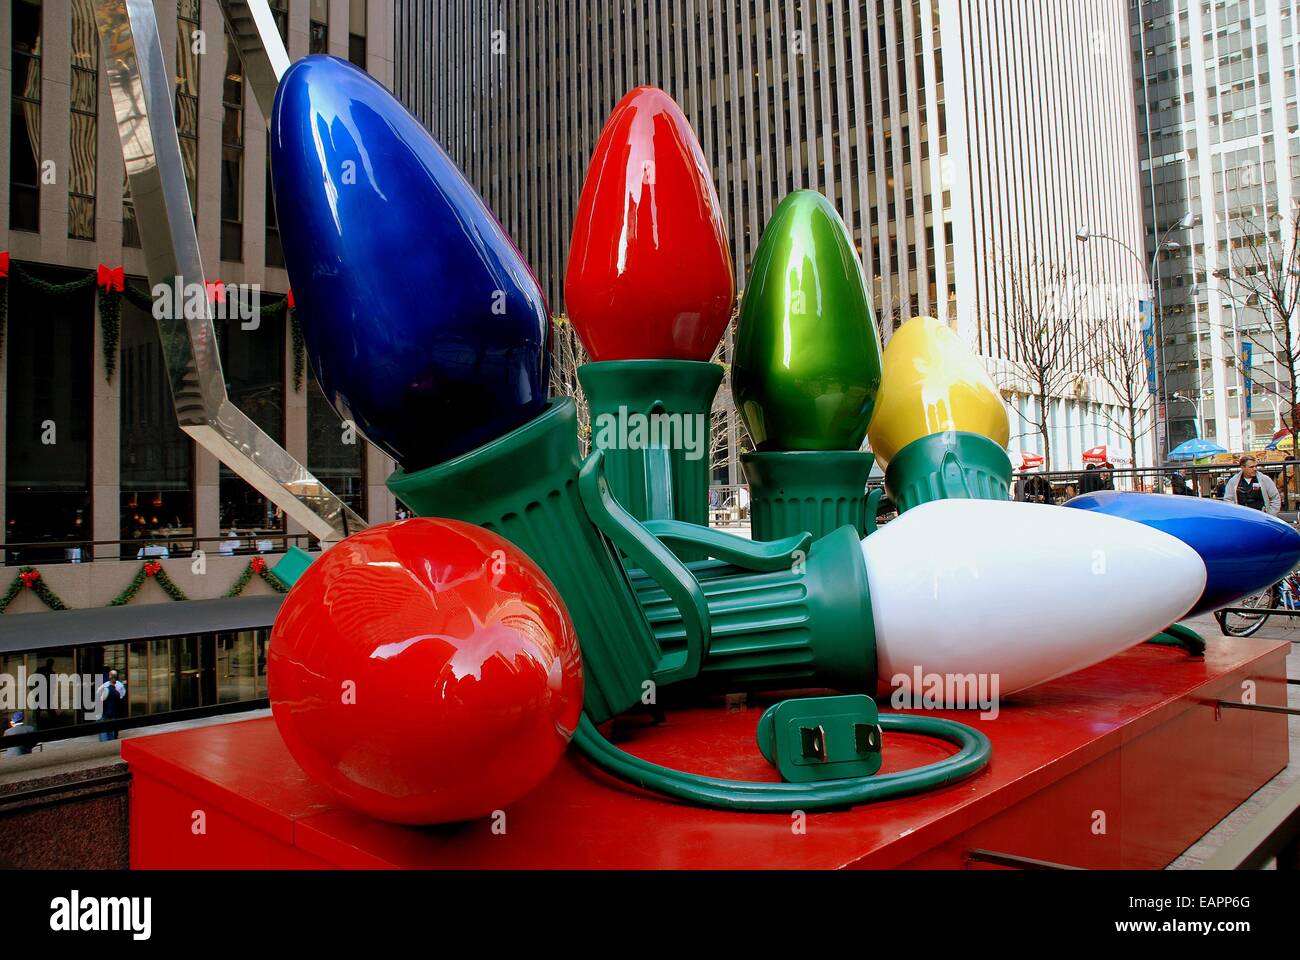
270 56 551 470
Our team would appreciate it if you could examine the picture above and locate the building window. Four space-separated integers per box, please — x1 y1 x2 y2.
119 290 195 560
221 33 245 262
217 304 286 540
349 0 368 68
123 175 140 247
175 0 201 214
69 0 97 240
265 158 284 268
265 2 290 269
9 0 42 233
307 368 365 529
5 264 94 565
271 0 289 44
310 0 329 54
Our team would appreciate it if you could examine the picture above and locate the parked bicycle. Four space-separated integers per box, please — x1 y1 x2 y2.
1217 566 1300 637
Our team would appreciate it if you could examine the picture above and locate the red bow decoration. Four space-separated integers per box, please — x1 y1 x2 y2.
205 280 225 303
19 570 40 588
143 561 162 577
96 264 125 293
251 556 267 574
286 288 295 310
0 251 10 279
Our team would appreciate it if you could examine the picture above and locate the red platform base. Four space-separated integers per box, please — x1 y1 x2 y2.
123 636 1291 869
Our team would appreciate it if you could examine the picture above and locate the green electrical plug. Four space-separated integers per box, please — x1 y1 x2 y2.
756 695 884 783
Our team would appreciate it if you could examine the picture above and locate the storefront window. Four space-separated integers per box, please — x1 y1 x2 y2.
5 264 93 564
308 368 365 524
119 290 195 559
217 305 286 540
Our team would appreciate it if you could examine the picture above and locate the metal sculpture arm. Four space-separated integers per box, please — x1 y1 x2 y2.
95 0 364 543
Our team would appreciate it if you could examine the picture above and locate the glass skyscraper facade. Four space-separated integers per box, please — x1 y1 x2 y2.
1133 0 1300 450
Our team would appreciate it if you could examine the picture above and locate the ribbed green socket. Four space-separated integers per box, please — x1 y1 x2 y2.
579 359 723 560
388 399 708 723
741 450 876 541
883 431 1013 514
634 525 877 693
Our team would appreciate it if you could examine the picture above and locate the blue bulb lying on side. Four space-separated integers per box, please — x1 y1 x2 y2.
270 56 551 470
1065 491 1300 616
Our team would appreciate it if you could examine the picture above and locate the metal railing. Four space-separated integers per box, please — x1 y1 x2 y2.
708 484 751 527
1 533 321 566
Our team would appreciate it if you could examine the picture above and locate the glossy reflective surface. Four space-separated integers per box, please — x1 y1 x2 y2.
565 87 735 361
271 56 551 471
867 316 1010 466
268 518 584 825
732 191 882 450
862 500 1206 696
1066 491 1300 615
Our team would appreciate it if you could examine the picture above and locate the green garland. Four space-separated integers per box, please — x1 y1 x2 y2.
109 560 189 606
289 307 305 392
99 287 121 381
0 567 68 613
223 557 289 597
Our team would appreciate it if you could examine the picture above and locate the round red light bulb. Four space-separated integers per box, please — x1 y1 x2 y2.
268 518 583 825
565 86 735 361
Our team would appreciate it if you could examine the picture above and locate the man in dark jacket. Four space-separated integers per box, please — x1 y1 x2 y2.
1222 456 1281 515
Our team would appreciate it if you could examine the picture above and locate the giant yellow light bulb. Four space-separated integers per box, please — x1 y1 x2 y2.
867 316 1013 513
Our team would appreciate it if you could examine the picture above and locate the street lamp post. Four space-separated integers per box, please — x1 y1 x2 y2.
1076 210 1196 463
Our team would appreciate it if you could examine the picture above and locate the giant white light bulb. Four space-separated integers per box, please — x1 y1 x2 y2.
860 500 1207 697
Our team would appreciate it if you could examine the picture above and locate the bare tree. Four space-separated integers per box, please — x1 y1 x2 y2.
990 256 1087 474
1215 207 1300 439
548 314 591 452
1090 307 1155 466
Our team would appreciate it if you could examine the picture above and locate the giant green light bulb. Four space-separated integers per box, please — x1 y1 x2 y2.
733 191 883 451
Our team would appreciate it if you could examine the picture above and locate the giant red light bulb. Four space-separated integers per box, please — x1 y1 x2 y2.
565 86 735 361
268 518 583 825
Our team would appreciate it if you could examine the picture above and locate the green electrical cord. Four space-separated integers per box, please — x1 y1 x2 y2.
574 712 992 813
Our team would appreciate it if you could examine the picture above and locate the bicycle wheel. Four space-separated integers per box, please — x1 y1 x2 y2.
1217 582 1280 637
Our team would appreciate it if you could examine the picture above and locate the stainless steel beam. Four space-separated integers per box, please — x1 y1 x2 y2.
95 0 365 544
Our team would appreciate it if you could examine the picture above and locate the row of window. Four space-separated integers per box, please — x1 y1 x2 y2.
10 0 370 249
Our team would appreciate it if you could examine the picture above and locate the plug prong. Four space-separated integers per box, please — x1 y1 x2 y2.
800 725 828 762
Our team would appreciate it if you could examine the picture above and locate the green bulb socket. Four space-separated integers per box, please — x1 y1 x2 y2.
634 524 877 693
741 450 876 541
388 398 711 723
579 359 723 560
883 431 1013 515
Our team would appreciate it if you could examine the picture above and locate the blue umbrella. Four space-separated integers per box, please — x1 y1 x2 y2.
1166 437 1227 462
